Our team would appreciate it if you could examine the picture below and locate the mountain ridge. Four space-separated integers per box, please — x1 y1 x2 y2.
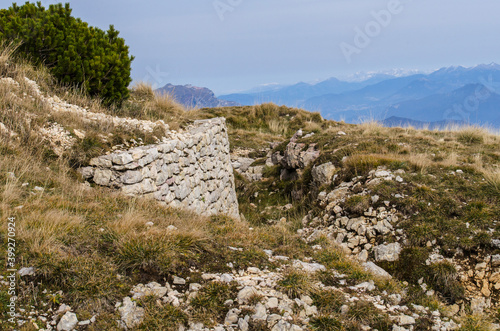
219 64 500 127
156 83 239 109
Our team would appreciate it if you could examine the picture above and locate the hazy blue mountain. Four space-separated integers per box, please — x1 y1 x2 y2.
385 84 500 127
300 64 500 127
214 64 500 127
382 116 467 129
218 73 399 107
301 74 426 122
156 84 239 109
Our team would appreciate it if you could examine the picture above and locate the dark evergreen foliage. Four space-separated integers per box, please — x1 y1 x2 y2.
0 1 134 104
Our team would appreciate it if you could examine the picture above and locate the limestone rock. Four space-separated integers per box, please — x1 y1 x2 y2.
312 162 336 185
18 267 35 277
373 243 402 262
131 282 168 299
118 297 145 329
57 312 78 331
237 286 259 304
225 309 239 325
252 303 267 321
281 141 319 169
363 262 392 278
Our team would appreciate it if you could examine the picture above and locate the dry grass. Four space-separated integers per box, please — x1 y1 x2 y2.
19 209 86 255
0 41 19 71
445 124 499 145
267 118 289 136
457 314 493 331
473 156 500 192
131 81 155 100
438 151 459 167
359 120 387 136
303 120 322 132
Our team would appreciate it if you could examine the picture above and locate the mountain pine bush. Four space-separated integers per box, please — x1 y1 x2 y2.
0 2 134 105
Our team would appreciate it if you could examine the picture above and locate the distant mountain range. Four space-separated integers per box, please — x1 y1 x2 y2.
218 64 500 128
156 84 239 109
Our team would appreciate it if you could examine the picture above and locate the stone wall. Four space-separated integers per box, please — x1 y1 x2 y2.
79 118 239 219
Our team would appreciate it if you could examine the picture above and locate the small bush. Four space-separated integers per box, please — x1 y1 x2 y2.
190 282 238 325
427 261 465 304
347 301 392 330
115 237 171 275
458 315 493 331
311 289 345 314
343 195 370 215
310 316 343 330
138 296 188 330
457 128 485 145
380 247 429 284
277 270 312 299
316 270 340 287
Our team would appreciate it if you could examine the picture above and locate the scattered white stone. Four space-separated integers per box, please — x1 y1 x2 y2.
362 262 391 278
292 260 326 272
118 297 145 329
57 312 78 331
252 303 267 321
18 267 35 277
220 274 234 283
247 267 261 274
373 243 401 262
224 309 239 325
56 304 72 315
166 225 178 231
173 276 186 285
237 286 259 304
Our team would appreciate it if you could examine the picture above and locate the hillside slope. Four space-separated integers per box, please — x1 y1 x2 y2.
1 47 500 331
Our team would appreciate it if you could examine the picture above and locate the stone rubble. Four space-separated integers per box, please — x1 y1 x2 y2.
22 77 169 134
39 122 77 157
108 251 461 331
299 167 405 261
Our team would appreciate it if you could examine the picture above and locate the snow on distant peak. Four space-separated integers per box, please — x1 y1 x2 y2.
341 69 424 82
472 63 500 70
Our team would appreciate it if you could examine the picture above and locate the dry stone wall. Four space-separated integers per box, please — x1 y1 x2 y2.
79 118 239 218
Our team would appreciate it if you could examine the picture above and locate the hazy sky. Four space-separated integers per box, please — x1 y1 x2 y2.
4 0 500 94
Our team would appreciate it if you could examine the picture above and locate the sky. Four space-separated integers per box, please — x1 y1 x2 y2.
3 0 500 94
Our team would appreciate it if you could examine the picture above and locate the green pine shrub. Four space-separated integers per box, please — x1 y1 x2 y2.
0 2 133 105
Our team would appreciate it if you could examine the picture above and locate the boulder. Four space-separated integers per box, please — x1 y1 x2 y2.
237 286 259 304
373 243 402 262
491 255 500 267
118 297 145 329
281 142 319 169
57 312 78 331
312 162 336 185
362 262 392 278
